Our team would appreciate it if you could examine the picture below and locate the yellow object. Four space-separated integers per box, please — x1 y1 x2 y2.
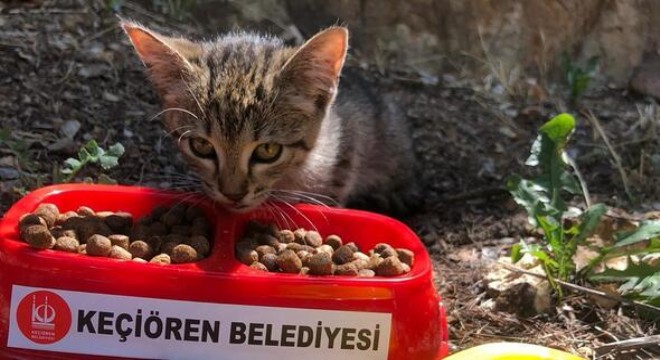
444 342 585 360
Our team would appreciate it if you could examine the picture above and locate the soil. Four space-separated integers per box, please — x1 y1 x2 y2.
1 1 658 359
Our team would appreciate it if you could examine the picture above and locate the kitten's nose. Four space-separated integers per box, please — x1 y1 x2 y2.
223 191 247 202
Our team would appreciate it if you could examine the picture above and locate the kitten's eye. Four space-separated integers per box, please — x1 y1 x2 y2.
189 137 215 158
252 143 282 163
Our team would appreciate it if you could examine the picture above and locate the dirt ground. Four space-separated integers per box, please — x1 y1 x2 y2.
1 1 659 359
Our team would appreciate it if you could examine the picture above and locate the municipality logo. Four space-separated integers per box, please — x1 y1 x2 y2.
16 290 71 344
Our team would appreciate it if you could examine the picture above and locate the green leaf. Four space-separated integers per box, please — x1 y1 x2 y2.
539 113 576 146
614 220 660 248
511 243 523 263
589 260 660 304
106 142 125 157
507 176 550 226
575 203 607 243
63 158 82 169
98 155 119 170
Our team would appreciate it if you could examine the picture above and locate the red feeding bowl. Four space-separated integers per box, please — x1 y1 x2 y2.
0 185 448 360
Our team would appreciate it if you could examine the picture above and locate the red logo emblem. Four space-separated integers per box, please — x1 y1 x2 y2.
16 290 71 344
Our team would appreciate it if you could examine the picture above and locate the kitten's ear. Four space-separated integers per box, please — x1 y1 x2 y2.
121 21 201 101
280 26 348 105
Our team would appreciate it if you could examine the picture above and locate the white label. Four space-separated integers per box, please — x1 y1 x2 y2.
8 285 391 360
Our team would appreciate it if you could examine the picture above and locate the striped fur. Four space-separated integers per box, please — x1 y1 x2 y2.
123 22 419 214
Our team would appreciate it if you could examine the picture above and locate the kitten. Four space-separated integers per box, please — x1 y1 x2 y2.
122 21 420 214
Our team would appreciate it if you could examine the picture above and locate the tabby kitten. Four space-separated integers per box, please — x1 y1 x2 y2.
122 21 419 214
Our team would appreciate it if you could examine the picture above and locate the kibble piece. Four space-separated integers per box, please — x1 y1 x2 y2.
285 242 303 252
293 229 306 244
19 214 47 231
54 236 79 253
335 262 359 276
50 226 77 240
149 222 168 236
257 233 279 247
150 253 172 265
255 245 276 259
332 245 355 265
324 234 342 249
315 244 334 255
108 234 130 250
303 231 323 247
299 267 310 275
353 251 370 262
78 244 87 254
171 244 198 264
23 225 56 249
150 206 168 220
250 262 268 271
77 219 100 243
344 242 359 252
95 211 115 219
236 241 259 265
171 225 191 236
161 210 183 228
278 230 295 244
161 241 179 256
396 248 415 267
375 256 407 276
191 217 210 231
104 212 133 233
358 269 376 277
261 253 279 271
95 222 113 237
56 211 78 225
108 245 132 260
132 257 147 263
367 254 384 270
35 204 59 227
185 206 205 222
308 252 334 275
351 258 369 271
146 236 163 253
86 234 112 257
297 250 313 267
129 240 152 259
187 235 210 257
130 224 150 241
373 243 398 258
275 243 288 253
276 250 303 273
76 206 95 217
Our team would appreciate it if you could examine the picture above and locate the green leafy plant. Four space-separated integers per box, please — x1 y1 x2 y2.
57 140 125 184
509 113 660 305
507 113 606 296
562 55 598 104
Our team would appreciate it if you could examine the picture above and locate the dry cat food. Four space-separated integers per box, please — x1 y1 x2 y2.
235 221 414 277
18 203 212 264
